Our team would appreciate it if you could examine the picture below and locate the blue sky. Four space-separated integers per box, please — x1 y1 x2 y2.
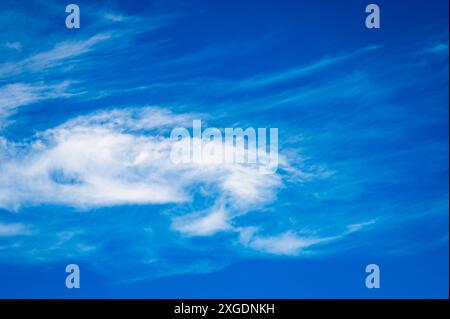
0 0 448 298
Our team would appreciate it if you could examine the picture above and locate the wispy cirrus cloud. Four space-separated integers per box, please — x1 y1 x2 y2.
242 230 330 256
0 105 364 275
237 45 382 91
172 205 232 237
0 222 30 237
0 106 290 211
4 41 22 52
0 81 74 126
424 42 449 55
0 0 447 286
0 33 111 79
0 6 177 130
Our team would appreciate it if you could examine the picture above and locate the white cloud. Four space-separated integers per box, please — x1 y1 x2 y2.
242 230 330 256
103 12 127 22
60 106 196 132
0 106 347 258
172 205 231 236
0 222 30 237
424 43 449 55
26 34 111 71
237 218 379 256
0 82 73 126
0 33 110 79
346 219 377 233
4 41 22 51
237 45 382 90
0 106 287 211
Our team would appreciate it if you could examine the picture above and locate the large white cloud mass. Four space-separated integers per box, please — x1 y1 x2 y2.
0 106 371 269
